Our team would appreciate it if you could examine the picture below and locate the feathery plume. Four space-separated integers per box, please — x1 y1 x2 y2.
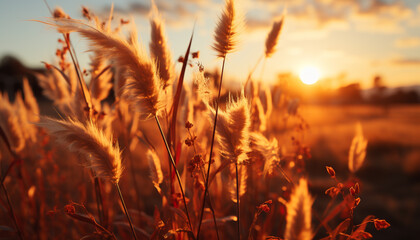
36 68 70 104
213 0 242 58
22 78 40 122
285 178 313 240
14 92 36 143
149 2 174 89
193 70 211 105
265 15 284 58
147 149 163 193
38 118 123 183
40 18 163 119
113 24 139 99
260 83 273 119
209 92 250 164
88 55 113 102
348 122 368 173
250 97 267 132
0 93 25 152
249 132 279 177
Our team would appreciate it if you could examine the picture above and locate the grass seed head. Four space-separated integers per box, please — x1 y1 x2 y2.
265 15 284 58
212 0 243 58
285 178 313 240
38 117 123 183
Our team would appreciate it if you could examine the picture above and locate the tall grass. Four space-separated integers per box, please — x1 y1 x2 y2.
0 2 392 240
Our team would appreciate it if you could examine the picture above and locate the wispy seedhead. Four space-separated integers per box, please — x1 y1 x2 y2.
213 0 243 58
0 93 25 152
348 122 368 173
193 70 211 105
285 178 313 240
250 97 267 132
38 118 123 183
14 92 36 143
40 18 164 119
88 55 113 102
265 15 284 58
147 149 163 193
209 92 250 164
36 67 71 104
149 2 174 90
249 132 279 177
22 78 40 122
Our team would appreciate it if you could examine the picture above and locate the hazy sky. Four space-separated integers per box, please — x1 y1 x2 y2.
1 0 420 88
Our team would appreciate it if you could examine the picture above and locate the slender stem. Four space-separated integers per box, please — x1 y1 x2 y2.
93 176 105 227
63 34 92 114
1 182 24 240
235 162 240 240
115 183 137 240
258 57 267 81
244 54 263 88
278 165 294 186
155 115 194 237
187 128 220 240
198 168 220 240
197 56 226 239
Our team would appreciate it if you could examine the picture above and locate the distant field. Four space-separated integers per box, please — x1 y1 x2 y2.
273 104 420 239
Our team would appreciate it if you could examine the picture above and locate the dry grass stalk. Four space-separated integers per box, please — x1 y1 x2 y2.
348 122 368 173
210 93 251 164
88 55 113 102
14 92 36 143
22 78 40 122
229 164 247 202
41 18 164 119
265 15 284 58
213 0 242 58
147 149 163 193
251 96 267 132
249 132 279 177
193 71 212 105
285 178 313 240
38 117 123 183
149 2 174 90
36 67 71 104
0 93 25 152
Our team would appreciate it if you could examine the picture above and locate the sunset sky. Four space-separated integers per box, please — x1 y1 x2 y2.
1 0 419 88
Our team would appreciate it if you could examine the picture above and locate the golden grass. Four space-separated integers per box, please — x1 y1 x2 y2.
0 3 397 240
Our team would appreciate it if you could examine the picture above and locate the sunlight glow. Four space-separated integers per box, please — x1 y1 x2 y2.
299 66 320 85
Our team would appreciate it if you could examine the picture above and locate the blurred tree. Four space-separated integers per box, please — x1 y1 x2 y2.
337 83 363 104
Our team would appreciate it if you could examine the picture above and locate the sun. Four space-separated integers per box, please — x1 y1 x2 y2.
299 66 320 85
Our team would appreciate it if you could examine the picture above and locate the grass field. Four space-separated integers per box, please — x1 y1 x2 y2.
281 104 420 240
0 1 409 239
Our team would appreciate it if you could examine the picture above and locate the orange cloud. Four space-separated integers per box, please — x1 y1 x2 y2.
248 0 412 33
395 37 420 48
392 57 420 66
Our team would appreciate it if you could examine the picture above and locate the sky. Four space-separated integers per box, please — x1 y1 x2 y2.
0 0 420 89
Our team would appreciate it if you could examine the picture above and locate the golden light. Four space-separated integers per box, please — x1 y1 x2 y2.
299 66 320 85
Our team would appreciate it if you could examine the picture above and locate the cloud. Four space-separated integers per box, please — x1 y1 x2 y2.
395 37 420 48
245 17 271 31
352 0 412 33
108 0 211 28
407 4 420 27
246 0 413 33
106 0 414 33
392 58 420 66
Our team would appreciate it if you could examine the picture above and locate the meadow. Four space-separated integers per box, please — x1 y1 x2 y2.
0 1 403 239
